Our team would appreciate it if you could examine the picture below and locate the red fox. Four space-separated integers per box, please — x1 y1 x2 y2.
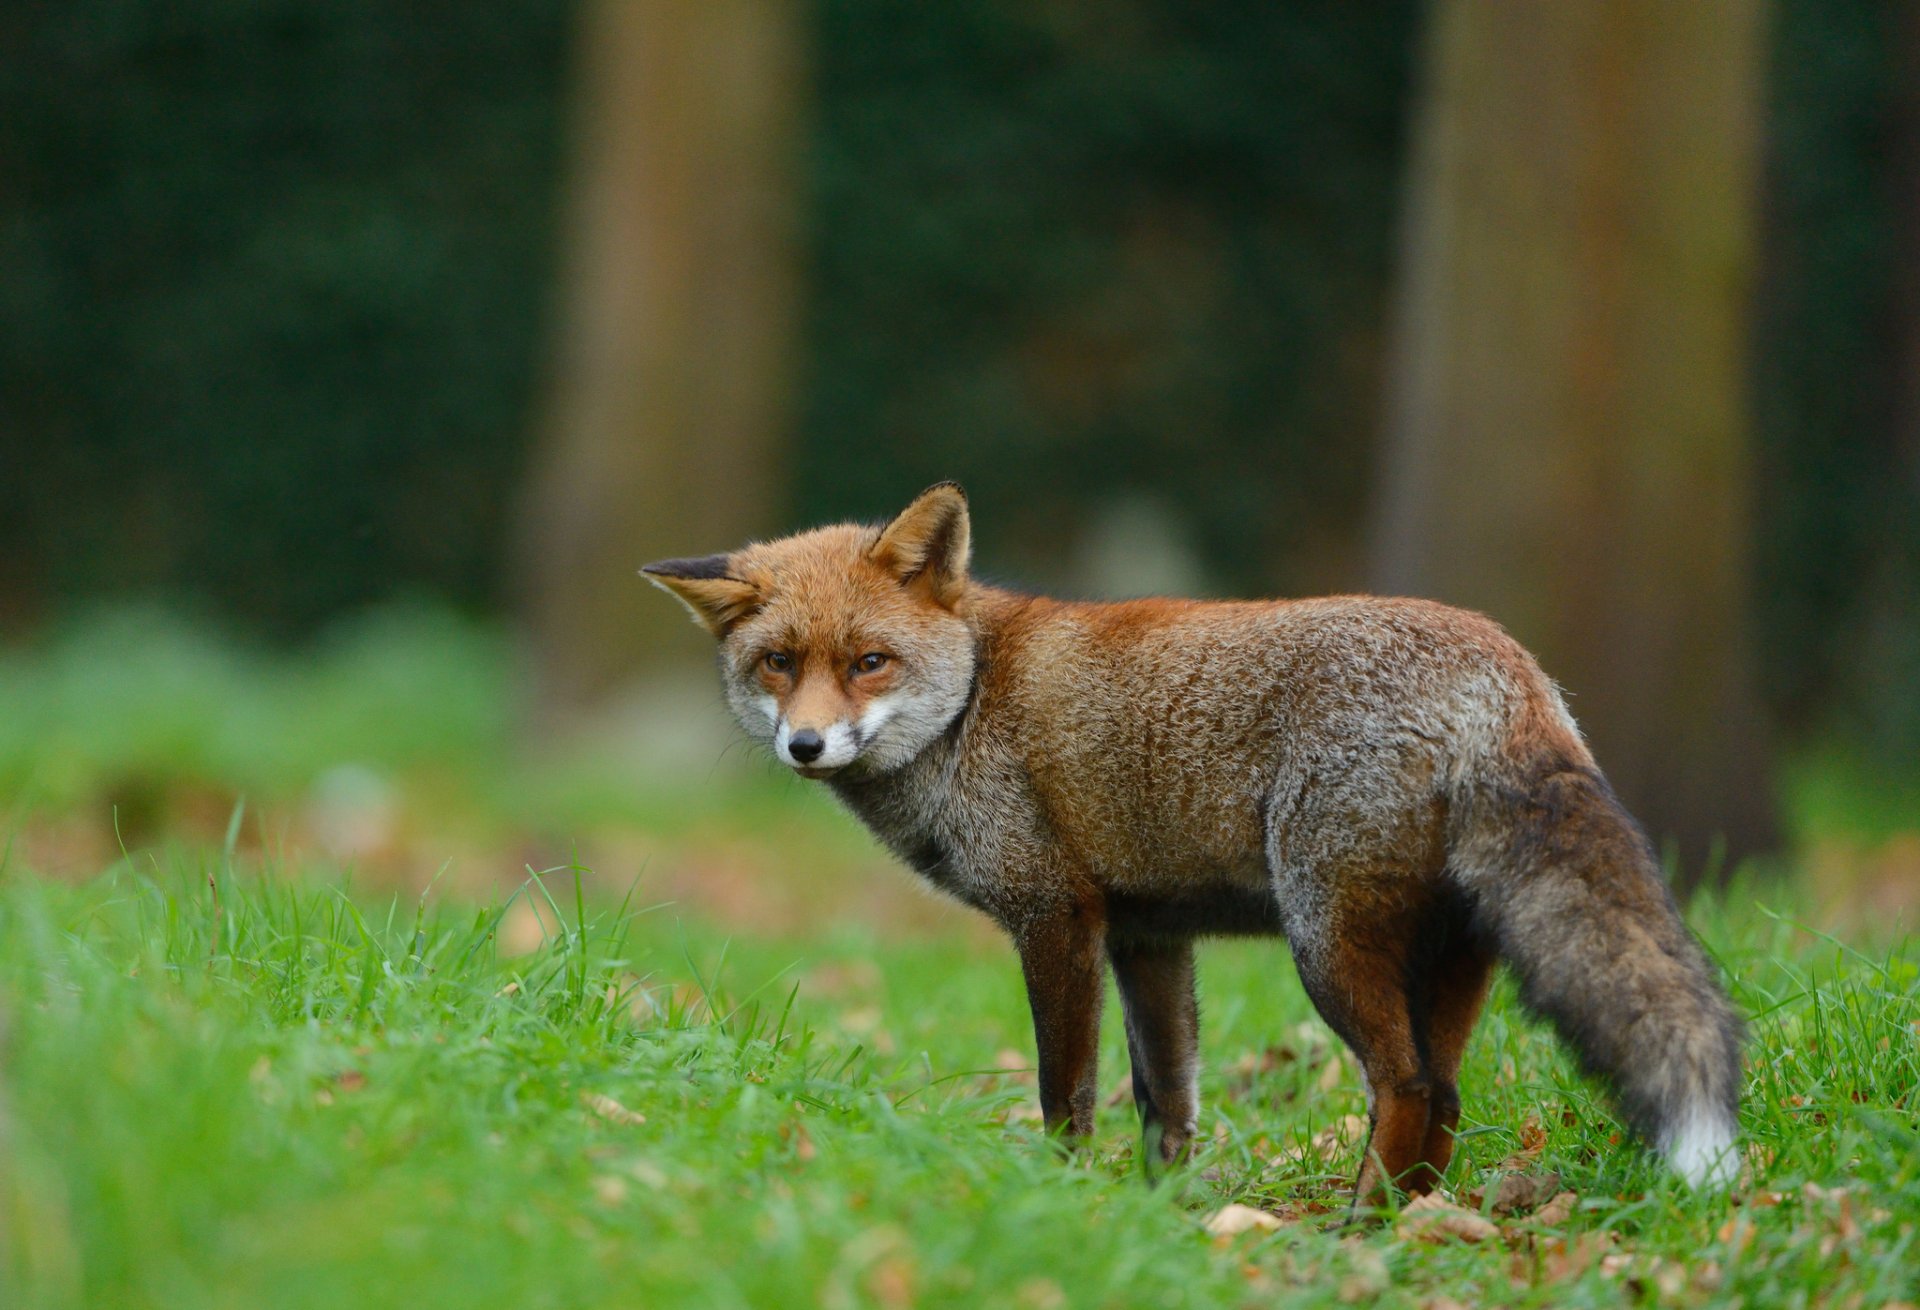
644 483 1743 1200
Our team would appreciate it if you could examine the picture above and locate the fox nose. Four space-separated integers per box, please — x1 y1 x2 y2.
788 729 825 763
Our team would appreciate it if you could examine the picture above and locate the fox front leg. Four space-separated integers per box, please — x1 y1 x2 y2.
1109 937 1200 1168
1016 904 1107 1142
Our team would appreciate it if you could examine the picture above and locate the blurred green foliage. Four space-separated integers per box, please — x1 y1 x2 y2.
1756 0 1920 738
0 604 511 807
0 0 569 631
799 1 1417 596
2 0 1918 750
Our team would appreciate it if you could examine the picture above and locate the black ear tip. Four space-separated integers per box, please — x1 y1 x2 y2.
640 554 733 581
922 480 967 504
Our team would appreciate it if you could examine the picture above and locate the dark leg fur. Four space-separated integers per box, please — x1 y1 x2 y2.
1109 938 1200 1167
1017 907 1107 1141
1290 917 1434 1208
1290 889 1494 1209
1407 927 1494 1187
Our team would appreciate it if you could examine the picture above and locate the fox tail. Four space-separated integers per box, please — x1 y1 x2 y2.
1456 755 1744 1187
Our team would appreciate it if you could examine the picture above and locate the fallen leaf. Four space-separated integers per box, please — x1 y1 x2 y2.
1472 1170 1562 1216
1600 1253 1686 1298
1337 1238 1390 1303
1715 1214 1756 1252
1527 1230 1616 1285
1205 1203 1284 1237
866 1254 916 1310
334 1069 367 1093
581 1091 646 1126
1398 1192 1499 1244
1492 1112 1549 1171
1526 1190 1578 1227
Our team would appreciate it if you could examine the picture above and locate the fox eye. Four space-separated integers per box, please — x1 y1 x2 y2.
853 652 890 674
763 651 793 673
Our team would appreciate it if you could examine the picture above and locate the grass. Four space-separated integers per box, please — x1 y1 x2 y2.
2 848 1915 1310
2 606 1917 1305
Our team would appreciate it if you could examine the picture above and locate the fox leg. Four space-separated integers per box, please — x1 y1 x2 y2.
1409 937 1494 1185
1109 937 1200 1166
1288 918 1434 1208
1017 903 1107 1141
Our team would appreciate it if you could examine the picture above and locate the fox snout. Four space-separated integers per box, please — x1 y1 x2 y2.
774 717 860 775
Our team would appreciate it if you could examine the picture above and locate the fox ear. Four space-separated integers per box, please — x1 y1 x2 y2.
640 555 761 636
871 482 970 606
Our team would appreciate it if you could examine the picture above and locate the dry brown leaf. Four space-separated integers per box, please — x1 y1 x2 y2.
1715 1214 1757 1252
1398 1192 1499 1244
581 1091 646 1126
1526 1190 1579 1228
866 1254 916 1310
1205 1203 1285 1238
1527 1230 1616 1285
1490 1111 1551 1173
1600 1252 1686 1298
1421 1299 1472 1310
1471 1170 1562 1216
1225 1043 1303 1091
334 1069 367 1094
1337 1240 1390 1303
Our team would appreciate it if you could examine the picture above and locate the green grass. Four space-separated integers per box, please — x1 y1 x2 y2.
3 607 1917 1305
2 851 1915 1309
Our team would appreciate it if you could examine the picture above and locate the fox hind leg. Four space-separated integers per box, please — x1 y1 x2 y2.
1408 925 1495 1188
1289 917 1435 1209
1110 937 1200 1168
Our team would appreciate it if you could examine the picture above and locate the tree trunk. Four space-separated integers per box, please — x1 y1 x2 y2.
517 0 803 735
1373 0 1778 883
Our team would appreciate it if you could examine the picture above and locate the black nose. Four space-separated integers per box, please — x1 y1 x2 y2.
788 729 825 763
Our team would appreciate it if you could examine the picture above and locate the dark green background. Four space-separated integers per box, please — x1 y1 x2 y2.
2 1 1913 750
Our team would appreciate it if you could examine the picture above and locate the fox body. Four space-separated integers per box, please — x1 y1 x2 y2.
645 484 1743 1199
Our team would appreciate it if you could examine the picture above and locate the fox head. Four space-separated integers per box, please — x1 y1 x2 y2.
642 483 978 779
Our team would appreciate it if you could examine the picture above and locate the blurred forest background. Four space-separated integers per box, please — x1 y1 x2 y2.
3 1 1919 907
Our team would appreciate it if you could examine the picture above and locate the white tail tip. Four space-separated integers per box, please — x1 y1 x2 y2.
1665 1106 1739 1188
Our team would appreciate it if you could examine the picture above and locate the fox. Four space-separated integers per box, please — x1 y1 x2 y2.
643 482 1744 1202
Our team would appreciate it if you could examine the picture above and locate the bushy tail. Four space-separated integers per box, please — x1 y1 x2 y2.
1457 759 1744 1187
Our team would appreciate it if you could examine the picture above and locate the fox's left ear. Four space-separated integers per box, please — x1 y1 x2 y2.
640 555 762 636
871 481 970 607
